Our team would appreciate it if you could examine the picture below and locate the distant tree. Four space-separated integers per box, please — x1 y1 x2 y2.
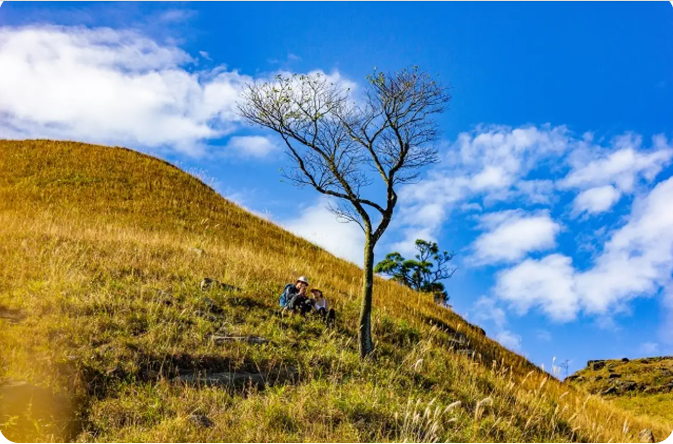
375 239 456 305
239 67 450 358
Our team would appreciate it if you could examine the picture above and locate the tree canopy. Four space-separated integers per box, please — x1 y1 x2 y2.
375 239 456 304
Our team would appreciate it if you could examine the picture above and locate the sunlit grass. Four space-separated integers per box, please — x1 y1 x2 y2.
568 357 673 426
0 140 670 442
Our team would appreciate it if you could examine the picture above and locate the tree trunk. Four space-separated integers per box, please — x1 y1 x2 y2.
359 232 375 358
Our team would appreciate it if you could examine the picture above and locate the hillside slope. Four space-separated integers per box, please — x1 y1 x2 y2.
568 357 673 425
0 140 670 443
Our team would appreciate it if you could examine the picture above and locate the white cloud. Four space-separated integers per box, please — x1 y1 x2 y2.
283 198 364 265
472 210 561 264
640 342 659 355
572 185 622 216
397 175 469 246
471 165 512 191
395 124 572 250
495 176 673 322
393 125 673 331
496 254 579 322
577 177 673 314
225 136 278 158
0 25 354 159
395 126 673 251
456 125 570 176
561 134 673 193
0 25 249 155
495 330 522 351
389 226 437 257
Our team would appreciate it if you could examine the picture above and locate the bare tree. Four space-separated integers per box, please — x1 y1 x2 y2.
238 66 450 358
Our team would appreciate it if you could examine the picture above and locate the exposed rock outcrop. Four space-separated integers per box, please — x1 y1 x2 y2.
0 307 25 325
210 335 270 345
588 360 606 371
189 414 214 428
173 367 298 390
568 356 673 400
200 277 241 292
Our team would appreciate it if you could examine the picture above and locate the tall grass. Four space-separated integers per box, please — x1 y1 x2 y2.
568 356 673 425
0 140 670 442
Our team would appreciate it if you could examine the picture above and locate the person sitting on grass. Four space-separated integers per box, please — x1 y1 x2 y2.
280 276 312 315
309 289 336 327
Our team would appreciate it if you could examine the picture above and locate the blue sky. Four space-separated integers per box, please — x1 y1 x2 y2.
1 1 672 376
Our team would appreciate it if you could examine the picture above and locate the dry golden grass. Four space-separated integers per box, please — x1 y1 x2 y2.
0 139 670 442
568 357 673 426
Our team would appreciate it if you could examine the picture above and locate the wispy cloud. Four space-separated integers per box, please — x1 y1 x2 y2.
393 124 673 331
640 342 659 355
536 330 552 342
469 297 524 353
472 297 507 329
561 133 673 216
396 126 672 252
268 52 302 65
158 9 197 23
561 134 672 193
283 197 364 266
394 124 571 254
496 330 522 351
224 136 279 159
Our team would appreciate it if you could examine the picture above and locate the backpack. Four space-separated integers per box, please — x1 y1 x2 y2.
279 283 297 307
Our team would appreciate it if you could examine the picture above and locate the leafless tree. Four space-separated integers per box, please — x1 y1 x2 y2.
238 66 450 358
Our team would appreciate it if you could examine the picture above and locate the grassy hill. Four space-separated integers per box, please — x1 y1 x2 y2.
0 140 671 443
567 357 673 426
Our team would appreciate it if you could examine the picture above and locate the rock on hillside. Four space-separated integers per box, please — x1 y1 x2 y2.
567 356 673 428
567 356 673 396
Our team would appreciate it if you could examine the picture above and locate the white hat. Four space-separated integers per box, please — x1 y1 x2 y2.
296 276 309 285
